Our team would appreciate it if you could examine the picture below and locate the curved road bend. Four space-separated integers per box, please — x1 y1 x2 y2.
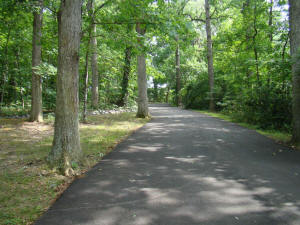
36 104 300 225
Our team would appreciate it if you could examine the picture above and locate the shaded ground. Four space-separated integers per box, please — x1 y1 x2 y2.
0 113 148 225
35 104 300 225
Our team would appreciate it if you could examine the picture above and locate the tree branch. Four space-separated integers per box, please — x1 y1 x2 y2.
44 5 57 15
178 0 190 15
183 13 205 23
94 21 156 25
210 8 217 18
94 0 113 15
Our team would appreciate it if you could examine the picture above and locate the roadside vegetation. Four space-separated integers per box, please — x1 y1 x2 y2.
195 110 293 147
0 113 149 225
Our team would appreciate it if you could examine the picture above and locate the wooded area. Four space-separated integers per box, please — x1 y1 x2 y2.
0 0 299 173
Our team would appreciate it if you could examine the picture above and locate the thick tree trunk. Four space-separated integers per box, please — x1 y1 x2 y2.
91 22 99 108
289 0 300 146
136 54 149 117
205 0 215 111
175 38 181 106
30 0 43 122
48 0 82 175
136 22 149 118
120 46 132 107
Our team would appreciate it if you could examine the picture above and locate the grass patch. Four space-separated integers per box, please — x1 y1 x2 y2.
0 112 149 225
194 110 292 144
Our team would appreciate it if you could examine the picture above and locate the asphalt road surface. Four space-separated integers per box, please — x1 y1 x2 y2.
36 104 300 225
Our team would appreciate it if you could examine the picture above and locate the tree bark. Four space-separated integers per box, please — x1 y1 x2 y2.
289 0 300 146
48 0 82 175
120 46 132 107
282 34 289 61
166 86 170 103
91 22 99 108
30 0 43 122
267 0 273 86
86 0 99 109
0 28 11 104
269 0 273 43
82 38 90 123
15 47 24 108
153 78 158 102
205 0 215 111
253 1 260 84
242 0 252 88
136 22 149 118
175 37 181 106
82 0 93 121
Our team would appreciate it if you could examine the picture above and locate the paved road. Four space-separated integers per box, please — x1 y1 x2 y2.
36 104 300 225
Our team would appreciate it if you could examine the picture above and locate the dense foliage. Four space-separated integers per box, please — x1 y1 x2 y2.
0 0 294 132
181 0 292 131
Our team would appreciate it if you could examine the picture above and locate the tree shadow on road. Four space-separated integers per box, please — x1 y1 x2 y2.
36 105 300 225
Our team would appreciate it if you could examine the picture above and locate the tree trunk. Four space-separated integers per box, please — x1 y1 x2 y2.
91 22 99 108
175 37 181 106
166 86 170 103
253 1 260 84
87 0 99 109
242 0 252 88
48 0 82 176
136 22 149 118
30 0 43 122
82 0 93 122
282 34 289 61
153 78 158 102
0 28 11 104
120 46 132 107
82 40 90 123
289 0 300 146
205 0 215 111
267 0 273 86
269 0 273 43
15 47 24 108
